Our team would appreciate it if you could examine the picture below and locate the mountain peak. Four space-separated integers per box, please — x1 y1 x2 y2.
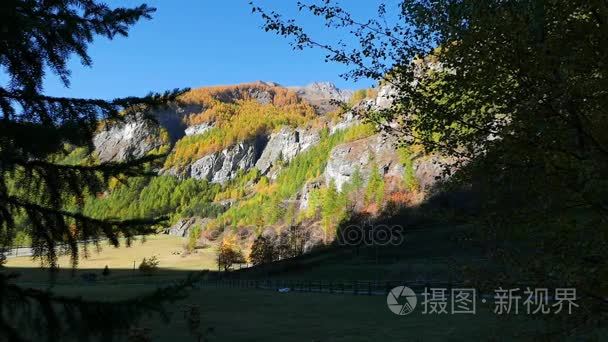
290 82 353 110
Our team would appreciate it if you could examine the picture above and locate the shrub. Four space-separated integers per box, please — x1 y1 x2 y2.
102 265 110 277
138 256 160 275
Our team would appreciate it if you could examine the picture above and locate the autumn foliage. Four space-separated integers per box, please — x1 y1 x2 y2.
164 83 318 170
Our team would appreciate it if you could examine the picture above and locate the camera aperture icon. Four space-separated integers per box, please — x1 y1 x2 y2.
387 286 417 315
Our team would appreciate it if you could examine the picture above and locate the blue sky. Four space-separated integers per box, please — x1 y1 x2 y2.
30 1 388 100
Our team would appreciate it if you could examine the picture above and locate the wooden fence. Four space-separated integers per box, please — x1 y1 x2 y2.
195 279 464 296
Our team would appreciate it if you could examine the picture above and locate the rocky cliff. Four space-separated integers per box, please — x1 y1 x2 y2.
93 114 167 162
189 138 261 183
93 81 447 189
254 127 321 174
92 81 450 250
290 82 354 114
323 134 403 191
94 81 352 183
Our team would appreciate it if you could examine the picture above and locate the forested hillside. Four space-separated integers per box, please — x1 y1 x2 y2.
8 81 444 258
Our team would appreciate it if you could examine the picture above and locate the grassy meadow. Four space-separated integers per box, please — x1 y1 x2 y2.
34 285 544 342
3 226 604 341
4 234 217 283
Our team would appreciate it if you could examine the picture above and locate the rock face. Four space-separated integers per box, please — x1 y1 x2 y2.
290 81 353 114
167 218 196 237
373 84 398 110
413 154 455 192
297 81 353 102
166 217 211 237
330 110 361 134
254 126 320 174
324 134 404 191
328 84 396 134
355 84 398 112
190 139 261 184
93 114 165 162
185 122 214 136
214 81 280 105
92 82 411 188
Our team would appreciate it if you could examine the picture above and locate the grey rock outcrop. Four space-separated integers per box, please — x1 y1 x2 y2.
355 84 398 112
413 154 455 192
298 81 353 102
330 110 361 134
213 81 279 105
328 84 396 134
324 133 453 194
254 126 320 174
166 217 211 237
324 134 403 191
290 81 353 114
373 84 398 110
184 121 214 136
166 217 196 237
93 114 165 162
190 140 259 184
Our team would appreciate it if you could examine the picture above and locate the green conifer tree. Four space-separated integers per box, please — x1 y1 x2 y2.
0 2 194 340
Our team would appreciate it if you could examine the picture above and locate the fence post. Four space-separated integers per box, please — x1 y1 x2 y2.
368 281 372 296
329 281 333 294
354 281 358 295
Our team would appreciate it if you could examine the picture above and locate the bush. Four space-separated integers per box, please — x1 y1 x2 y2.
138 256 160 275
102 265 110 277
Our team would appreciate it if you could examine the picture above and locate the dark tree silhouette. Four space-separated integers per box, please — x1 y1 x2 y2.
251 0 608 334
0 1 194 341
250 235 277 265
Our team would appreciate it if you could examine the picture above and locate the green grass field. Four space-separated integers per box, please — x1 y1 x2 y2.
32 284 541 342
4 234 218 283
3 226 603 341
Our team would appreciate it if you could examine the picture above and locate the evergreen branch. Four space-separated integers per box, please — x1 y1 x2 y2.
2 194 166 228
7 153 165 177
0 272 201 342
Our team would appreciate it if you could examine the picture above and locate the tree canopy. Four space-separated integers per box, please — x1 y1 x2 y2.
252 0 608 333
0 1 192 340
